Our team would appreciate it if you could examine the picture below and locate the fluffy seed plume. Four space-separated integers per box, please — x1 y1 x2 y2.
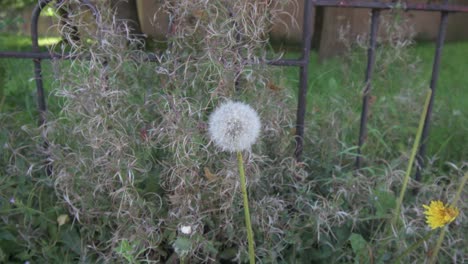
208 101 261 152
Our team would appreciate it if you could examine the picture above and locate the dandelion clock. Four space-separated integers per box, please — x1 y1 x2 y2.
208 101 261 152
208 101 260 264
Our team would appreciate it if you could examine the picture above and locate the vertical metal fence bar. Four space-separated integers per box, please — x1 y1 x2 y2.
31 0 53 175
294 0 314 160
31 0 52 127
414 11 449 183
356 9 380 169
31 0 100 127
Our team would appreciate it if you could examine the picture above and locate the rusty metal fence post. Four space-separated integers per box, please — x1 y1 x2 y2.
414 11 450 184
294 0 314 160
356 9 380 169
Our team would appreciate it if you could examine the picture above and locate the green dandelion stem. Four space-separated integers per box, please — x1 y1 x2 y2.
392 89 432 227
429 171 468 264
237 151 255 264
429 228 446 264
451 171 468 208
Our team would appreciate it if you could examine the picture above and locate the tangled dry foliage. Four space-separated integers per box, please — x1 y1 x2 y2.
46 0 308 262
2 0 461 263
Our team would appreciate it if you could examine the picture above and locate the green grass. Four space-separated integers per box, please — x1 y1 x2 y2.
1 33 467 263
0 34 61 49
0 34 73 263
415 42 468 163
278 42 468 170
0 34 60 119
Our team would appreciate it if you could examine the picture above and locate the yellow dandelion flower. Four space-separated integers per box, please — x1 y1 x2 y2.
423 200 459 230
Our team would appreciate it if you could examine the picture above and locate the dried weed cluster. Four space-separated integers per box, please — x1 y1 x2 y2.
48 0 303 262
1 1 466 263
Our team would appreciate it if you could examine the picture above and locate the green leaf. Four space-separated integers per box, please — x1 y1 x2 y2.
59 227 81 255
372 190 396 218
0 246 5 262
15 250 33 261
173 237 192 257
333 222 352 246
204 241 218 255
349 233 369 264
219 247 237 260
115 239 133 255
115 239 136 263
308 245 334 261
0 229 16 241
328 77 338 90
0 229 21 257
349 233 367 253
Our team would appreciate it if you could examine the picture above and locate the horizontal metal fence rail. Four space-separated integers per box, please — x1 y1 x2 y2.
313 0 468 12
1 0 467 184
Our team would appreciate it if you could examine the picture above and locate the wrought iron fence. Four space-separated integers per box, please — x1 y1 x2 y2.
269 0 468 185
1 0 467 183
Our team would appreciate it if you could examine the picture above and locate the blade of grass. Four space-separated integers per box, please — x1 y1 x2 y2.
392 89 432 228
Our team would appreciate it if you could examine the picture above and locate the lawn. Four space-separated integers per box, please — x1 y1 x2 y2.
0 34 60 120
1 31 467 263
279 41 468 168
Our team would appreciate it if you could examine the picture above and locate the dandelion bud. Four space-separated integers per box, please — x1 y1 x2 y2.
208 101 261 152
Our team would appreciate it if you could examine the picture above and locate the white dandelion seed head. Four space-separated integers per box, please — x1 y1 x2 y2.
208 101 261 152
